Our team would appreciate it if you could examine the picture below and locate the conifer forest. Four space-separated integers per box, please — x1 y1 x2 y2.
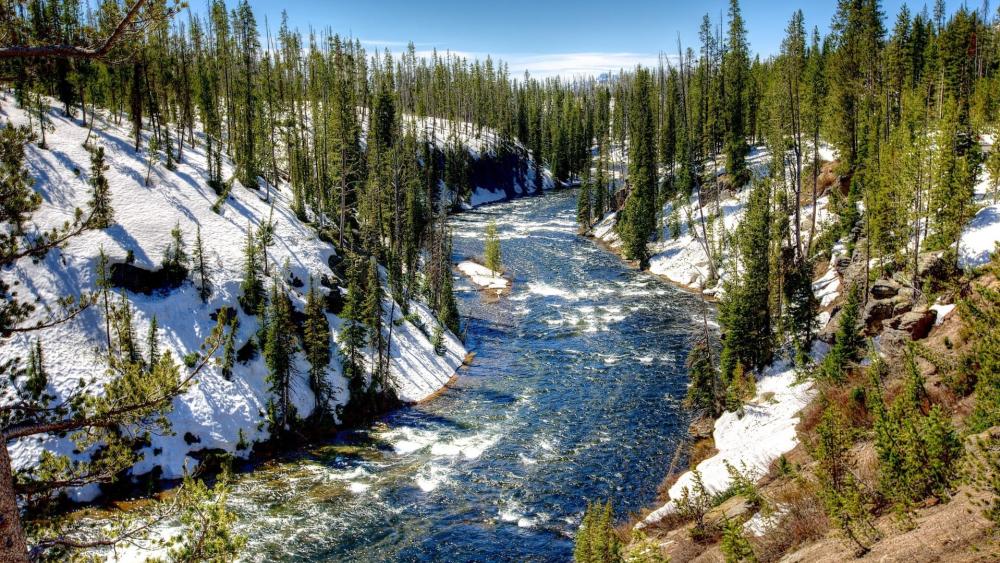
1 0 1000 561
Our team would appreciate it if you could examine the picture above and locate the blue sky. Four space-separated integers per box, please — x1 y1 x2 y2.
199 0 977 78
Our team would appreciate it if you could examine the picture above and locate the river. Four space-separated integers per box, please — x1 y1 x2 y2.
218 189 707 561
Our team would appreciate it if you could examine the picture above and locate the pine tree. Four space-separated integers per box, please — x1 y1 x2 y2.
577 170 592 229
685 337 720 416
264 281 296 433
484 220 503 276
617 68 657 268
719 182 772 382
813 406 878 555
162 221 189 277
783 257 818 361
112 291 140 366
819 283 863 383
192 224 211 302
303 279 332 420
88 146 113 229
438 260 461 335
363 257 388 394
720 517 757 562
869 350 962 510
221 309 239 380
146 315 160 370
0 125 41 236
239 223 264 314
723 0 751 188
574 500 622 563
340 255 371 415
959 247 1000 432
986 149 1000 204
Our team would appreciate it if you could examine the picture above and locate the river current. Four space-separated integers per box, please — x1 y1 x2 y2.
225 189 706 561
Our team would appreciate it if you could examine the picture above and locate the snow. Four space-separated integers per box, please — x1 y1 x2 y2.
959 148 1000 268
0 94 466 500
456 260 510 291
930 302 957 326
959 202 1000 268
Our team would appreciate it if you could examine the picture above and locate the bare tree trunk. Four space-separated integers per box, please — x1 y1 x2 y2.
0 440 29 563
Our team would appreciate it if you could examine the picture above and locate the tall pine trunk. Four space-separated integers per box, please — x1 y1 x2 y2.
0 440 28 563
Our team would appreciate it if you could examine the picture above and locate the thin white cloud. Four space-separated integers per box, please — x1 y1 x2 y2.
404 49 667 79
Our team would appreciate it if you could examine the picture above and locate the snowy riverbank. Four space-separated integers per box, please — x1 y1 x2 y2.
0 95 468 501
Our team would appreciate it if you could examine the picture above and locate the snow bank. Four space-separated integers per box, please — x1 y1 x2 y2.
638 352 820 527
0 95 466 500
456 260 510 291
960 202 1000 267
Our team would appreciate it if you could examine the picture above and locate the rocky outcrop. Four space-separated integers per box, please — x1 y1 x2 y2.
705 495 754 527
889 307 937 340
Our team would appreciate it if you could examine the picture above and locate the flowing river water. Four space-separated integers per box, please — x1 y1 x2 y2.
199 189 707 561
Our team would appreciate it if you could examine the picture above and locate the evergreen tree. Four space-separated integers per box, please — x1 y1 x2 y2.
220 308 239 380
146 315 160 370
438 260 461 335
24 340 49 403
720 517 757 562
783 257 818 361
264 281 296 433
868 350 962 510
685 336 720 416
88 146 113 229
484 220 503 276
723 0 751 188
192 224 211 302
162 221 189 277
363 257 388 395
813 406 878 555
303 279 332 420
0 124 41 236
819 283 863 383
339 254 369 410
617 68 658 268
957 248 1000 432
239 223 264 314
574 500 622 563
719 181 772 383
577 170 593 229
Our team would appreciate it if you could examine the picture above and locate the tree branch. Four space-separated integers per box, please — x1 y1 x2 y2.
0 0 152 61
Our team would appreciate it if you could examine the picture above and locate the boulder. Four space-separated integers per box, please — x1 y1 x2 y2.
834 256 852 274
891 308 937 340
891 294 915 317
870 279 900 300
705 495 754 527
864 299 896 332
879 328 911 356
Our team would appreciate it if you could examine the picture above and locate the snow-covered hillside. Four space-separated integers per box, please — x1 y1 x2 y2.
366 113 557 208
594 144 838 295
0 94 468 501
